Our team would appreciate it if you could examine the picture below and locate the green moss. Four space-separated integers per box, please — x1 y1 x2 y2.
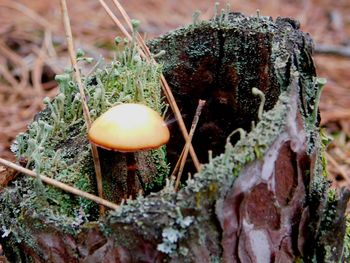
103 13 326 259
318 128 332 178
1 12 333 261
144 147 170 191
187 87 290 201
322 189 337 228
1 37 169 245
343 217 350 260
103 72 295 260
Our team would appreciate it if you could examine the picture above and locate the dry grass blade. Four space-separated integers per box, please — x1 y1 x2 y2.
159 76 202 172
0 1 54 30
0 40 29 91
32 46 46 97
97 0 134 44
99 0 201 172
171 147 185 179
0 63 18 87
110 0 151 57
59 0 105 215
321 109 350 124
0 157 119 210
175 100 206 191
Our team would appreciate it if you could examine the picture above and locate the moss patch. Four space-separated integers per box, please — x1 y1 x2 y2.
1 38 169 247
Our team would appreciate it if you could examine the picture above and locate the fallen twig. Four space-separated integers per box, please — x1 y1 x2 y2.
175 100 206 191
98 0 202 172
315 43 350 58
0 157 119 210
32 45 46 97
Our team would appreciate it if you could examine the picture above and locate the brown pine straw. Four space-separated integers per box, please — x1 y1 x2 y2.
59 0 105 215
326 152 350 185
0 157 119 210
174 100 206 191
97 0 202 173
320 109 350 125
0 40 29 93
0 1 54 30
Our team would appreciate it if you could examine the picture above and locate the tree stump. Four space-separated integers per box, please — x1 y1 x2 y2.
0 12 349 263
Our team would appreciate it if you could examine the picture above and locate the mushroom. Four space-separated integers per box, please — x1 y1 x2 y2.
88 103 170 199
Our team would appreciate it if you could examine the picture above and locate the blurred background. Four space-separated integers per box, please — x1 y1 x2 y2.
0 0 349 193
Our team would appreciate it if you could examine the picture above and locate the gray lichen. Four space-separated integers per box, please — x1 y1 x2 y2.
0 11 347 263
1 38 169 249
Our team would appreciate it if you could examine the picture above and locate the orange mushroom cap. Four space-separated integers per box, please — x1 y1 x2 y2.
88 103 170 152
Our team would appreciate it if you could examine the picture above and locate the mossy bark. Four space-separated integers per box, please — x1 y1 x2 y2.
1 13 349 263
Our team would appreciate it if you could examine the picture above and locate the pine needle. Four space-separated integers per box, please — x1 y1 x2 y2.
174 100 206 191
0 157 119 210
59 0 105 215
98 0 202 172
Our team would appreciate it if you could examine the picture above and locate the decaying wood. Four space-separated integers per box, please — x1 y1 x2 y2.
98 0 202 172
1 13 349 263
0 165 18 187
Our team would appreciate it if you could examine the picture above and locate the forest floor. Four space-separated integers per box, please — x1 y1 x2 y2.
0 0 349 205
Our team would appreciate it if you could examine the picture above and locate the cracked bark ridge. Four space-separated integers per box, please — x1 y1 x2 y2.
1 13 349 263
216 91 310 262
149 13 286 169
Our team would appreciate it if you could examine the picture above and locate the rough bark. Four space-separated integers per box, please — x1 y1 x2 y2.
1 13 349 263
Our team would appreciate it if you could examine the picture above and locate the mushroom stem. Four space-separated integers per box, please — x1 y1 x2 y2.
125 152 144 198
88 103 170 200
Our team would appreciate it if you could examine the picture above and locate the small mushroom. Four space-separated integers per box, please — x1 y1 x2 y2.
88 103 170 199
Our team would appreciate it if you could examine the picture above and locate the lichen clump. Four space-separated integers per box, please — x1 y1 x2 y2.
0 11 348 262
0 38 169 242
